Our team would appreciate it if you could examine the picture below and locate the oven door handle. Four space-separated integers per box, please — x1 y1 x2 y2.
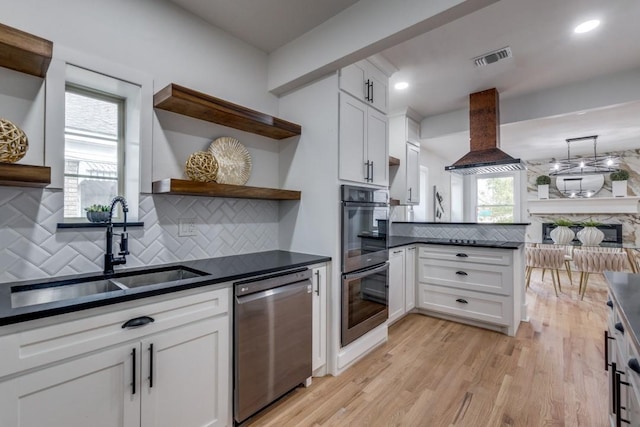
343 201 389 208
343 262 389 280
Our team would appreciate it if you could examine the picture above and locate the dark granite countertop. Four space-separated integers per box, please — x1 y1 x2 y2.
392 222 531 226
0 250 331 326
388 236 524 249
604 271 640 352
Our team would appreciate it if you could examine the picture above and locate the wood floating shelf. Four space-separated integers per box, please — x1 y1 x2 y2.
0 22 52 78
154 84 302 140
152 179 301 201
0 163 51 187
389 198 400 206
388 156 400 166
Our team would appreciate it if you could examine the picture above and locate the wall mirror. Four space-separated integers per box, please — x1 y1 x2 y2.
555 174 604 198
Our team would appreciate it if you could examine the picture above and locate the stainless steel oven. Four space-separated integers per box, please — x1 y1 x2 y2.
341 185 389 346
341 185 389 273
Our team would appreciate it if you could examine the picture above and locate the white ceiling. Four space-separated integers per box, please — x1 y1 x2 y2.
169 0 640 163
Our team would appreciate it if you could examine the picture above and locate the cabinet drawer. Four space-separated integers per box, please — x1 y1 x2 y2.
419 245 512 266
419 258 512 296
0 287 229 379
417 283 511 326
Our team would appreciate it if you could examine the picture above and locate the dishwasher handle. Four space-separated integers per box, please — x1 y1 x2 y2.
234 268 311 297
235 280 311 305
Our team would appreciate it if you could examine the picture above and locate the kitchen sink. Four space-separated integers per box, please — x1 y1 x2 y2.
109 267 205 289
11 279 127 309
10 266 207 309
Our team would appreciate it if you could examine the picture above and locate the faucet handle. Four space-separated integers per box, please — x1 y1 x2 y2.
119 232 130 255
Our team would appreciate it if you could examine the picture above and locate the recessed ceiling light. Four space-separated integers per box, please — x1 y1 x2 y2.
394 82 409 90
574 19 600 34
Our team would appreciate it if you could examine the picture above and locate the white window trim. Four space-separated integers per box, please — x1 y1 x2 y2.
465 171 523 223
45 45 153 221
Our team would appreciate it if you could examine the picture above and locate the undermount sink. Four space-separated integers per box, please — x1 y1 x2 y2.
110 267 204 289
11 279 127 309
10 266 207 309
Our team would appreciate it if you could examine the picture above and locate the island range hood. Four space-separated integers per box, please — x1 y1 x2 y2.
445 88 525 175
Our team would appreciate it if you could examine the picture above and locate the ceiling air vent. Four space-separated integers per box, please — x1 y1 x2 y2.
473 47 513 67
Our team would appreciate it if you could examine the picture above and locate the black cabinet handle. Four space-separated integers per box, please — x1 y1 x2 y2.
456 253 468 258
615 322 625 335
315 270 320 296
455 298 468 304
131 347 137 395
369 161 374 182
616 371 631 425
122 316 155 329
148 343 154 388
607 300 614 309
364 79 371 101
455 271 468 276
629 358 640 375
612 361 618 414
408 188 412 201
364 160 371 181
369 81 374 103
605 330 616 371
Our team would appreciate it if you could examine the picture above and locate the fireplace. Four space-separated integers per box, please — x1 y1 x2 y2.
542 223 622 244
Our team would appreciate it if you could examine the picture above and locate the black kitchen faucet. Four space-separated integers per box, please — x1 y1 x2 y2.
104 196 129 275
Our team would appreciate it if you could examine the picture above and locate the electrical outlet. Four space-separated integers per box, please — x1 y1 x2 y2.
178 218 197 237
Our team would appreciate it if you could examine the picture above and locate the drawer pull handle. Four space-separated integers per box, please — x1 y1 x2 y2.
455 298 468 304
615 322 625 335
122 316 155 329
131 347 137 395
455 271 468 276
605 330 616 371
607 300 613 309
456 253 468 258
629 358 640 375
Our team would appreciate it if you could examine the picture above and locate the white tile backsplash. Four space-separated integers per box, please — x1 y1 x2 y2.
0 188 279 283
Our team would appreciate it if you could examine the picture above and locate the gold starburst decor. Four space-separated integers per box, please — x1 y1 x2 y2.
0 118 28 163
208 136 252 185
185 151 219 182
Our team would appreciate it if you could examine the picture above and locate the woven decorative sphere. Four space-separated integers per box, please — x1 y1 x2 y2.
0 118 28 163
185 151 218 182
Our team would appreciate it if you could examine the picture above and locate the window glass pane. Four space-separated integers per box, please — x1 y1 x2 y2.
476 176 514 223
64 89 121 218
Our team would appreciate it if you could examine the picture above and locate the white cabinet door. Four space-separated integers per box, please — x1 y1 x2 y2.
367 107 389 187
339 61 367 101
141 315 230 427
367 63 388 114
406 143 420 205
339 93 367 183
405 246 416 311
388 248 406 324
312 265 327 373
0 343 140 427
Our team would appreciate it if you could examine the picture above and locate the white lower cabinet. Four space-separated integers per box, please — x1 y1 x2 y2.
405 246 416 312
312 264 327 373
388 248 406 324
0 287 231 427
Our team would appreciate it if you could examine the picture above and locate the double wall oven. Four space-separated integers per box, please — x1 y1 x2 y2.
341 185 389 346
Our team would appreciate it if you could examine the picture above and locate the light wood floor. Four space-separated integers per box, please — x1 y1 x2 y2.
247 269 609 426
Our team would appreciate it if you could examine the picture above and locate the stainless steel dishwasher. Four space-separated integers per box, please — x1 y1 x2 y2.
234 268 313 424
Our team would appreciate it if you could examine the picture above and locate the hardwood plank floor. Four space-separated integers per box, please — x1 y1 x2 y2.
247 269 609 426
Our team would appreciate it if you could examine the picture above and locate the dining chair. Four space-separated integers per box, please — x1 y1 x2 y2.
572 249 628 300
537 243 573 284
525 246 565 296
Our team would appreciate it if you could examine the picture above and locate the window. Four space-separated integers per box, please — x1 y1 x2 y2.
476 174 515 223
64 87 124 219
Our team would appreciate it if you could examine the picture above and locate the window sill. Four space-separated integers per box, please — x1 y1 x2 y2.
56 222 144 229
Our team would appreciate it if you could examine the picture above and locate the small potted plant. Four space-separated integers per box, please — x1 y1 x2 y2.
610 169 629 197
84 204 111 223
577 218 604 246
536 175 551 199
550 218 575 245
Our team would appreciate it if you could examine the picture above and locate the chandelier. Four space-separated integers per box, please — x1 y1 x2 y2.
549 135 619 176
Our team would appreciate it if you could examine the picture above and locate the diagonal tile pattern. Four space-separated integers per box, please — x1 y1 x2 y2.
391 222 526 242
0 188 279 283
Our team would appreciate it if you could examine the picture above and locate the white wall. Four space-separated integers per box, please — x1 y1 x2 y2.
420 148 451 221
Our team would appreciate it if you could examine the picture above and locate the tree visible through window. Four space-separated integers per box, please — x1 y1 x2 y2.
476 175 514 223
64 87 124 219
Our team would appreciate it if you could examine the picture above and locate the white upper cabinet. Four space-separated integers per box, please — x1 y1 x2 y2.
389 115 421 204
339 93 388 187
340 60 388 114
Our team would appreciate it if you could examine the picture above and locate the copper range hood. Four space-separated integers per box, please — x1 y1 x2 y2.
445 88 525 175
